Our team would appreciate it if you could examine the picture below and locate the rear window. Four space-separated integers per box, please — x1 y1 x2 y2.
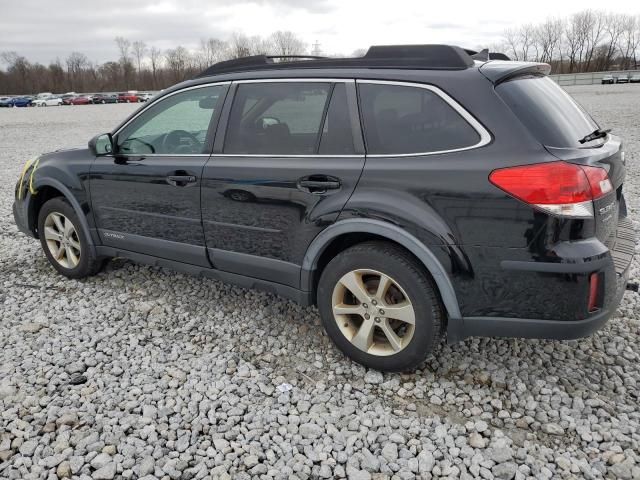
496 76 599 148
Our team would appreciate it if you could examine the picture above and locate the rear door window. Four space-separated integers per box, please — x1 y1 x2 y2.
357 82 481 155
496 76 600 148
224 82 331 155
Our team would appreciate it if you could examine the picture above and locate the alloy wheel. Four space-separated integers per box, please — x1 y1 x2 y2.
43 212 81 269
332 269 416 356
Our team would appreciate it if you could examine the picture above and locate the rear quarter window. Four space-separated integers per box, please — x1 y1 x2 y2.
496 76 600 148
358 82 482 155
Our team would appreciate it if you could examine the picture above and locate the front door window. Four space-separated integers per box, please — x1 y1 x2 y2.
116 85 226 155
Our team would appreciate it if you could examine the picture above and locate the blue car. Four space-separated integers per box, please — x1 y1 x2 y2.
5 97 33 107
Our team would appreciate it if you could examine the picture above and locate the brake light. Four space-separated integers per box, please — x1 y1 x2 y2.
489 161 612 218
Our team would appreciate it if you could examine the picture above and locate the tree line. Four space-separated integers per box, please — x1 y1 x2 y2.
0 31 307 95
2 11 640 95
495 10 640 73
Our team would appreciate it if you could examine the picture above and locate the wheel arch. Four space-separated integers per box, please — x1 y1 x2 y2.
301 219 462 320
30 178 95 247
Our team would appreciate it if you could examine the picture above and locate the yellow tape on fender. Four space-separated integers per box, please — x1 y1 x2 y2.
17 157 39 200
28 157 40 196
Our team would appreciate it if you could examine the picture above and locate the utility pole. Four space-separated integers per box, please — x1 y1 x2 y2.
312 40 321 57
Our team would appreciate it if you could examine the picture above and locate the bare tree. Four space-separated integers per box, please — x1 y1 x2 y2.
132 41 147 74
165 46 191 82
270 31 306 56
503 28 521 60
65 52 88 91
149 46 162 87
115 37 131 65
228 33 251 58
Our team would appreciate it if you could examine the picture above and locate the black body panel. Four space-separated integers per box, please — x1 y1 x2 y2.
12 58 633 344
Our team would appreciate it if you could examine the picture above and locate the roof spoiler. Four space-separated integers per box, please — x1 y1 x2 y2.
479 61 551 84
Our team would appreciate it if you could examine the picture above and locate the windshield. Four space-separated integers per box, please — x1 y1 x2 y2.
497 76 600 148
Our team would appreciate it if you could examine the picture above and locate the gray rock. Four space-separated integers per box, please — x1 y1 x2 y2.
90 452 112 470
381 442 398 462
542 423 564 435
492 462 517 479
138 456 155 476
18 440 38 456
364 370 384 385
417 449 435 474
93 462 117 480
299 422 323 439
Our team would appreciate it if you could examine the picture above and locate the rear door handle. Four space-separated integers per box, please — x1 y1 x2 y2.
166 175 197 187
297 175 341 194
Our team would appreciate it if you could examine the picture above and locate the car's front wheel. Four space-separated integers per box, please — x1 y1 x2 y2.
317 241 444 372
37 198 105 279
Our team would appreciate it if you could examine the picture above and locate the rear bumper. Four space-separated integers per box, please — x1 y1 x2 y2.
448 217 634 342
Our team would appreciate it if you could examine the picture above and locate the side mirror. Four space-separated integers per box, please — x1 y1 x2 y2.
89 133 113 156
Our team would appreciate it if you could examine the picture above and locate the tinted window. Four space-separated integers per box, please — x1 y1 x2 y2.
497 76 599 148
224 83 330 155
117 85 225 155
319 84 356 155
358 83 481 155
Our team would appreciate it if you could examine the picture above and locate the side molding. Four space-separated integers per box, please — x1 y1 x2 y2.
301 219 463 322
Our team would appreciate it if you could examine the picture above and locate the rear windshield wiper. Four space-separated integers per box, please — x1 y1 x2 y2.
579 128 610 144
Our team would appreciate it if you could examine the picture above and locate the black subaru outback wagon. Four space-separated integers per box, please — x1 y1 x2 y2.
13 45 634 371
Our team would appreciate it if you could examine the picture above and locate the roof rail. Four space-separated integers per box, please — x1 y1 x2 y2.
195 44 475 78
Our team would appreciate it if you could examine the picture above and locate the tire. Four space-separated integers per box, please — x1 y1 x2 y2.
101 100 106 104
37 197 105 279
126 99 130 103
317 241 444 372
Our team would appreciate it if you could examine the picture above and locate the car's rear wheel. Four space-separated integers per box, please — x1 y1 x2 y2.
38 198 105 279
317 241 444 372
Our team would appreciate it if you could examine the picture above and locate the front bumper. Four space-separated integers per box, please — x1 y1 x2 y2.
13 198 35 237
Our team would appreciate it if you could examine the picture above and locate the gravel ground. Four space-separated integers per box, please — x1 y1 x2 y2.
1 85 639 480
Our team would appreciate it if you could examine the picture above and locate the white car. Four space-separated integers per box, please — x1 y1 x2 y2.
33 95 63 107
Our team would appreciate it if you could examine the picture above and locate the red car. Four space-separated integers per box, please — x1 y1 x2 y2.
69 96 92 105
117 92 141 103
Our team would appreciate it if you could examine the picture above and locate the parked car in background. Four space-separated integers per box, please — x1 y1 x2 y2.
601 74 615 84
0 96 12 107
61 94 77 105
616 74 630 84
5 97 33 107
92 94 118 104
117 91 141 103
33 95 63 107
630 74 640 83
69 96 92 105
138 92 154 102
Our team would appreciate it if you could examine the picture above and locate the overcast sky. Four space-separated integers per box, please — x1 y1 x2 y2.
1 0 639 64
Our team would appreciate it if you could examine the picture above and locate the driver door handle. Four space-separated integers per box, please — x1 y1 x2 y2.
166 175 197 187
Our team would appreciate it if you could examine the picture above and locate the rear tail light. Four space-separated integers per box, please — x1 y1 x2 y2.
489 161 612 218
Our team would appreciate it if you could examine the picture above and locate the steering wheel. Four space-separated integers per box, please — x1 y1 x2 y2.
161 130 201 154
